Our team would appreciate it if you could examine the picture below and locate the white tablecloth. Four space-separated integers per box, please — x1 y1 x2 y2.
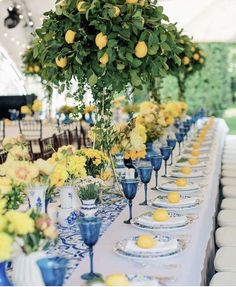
67 118 228 286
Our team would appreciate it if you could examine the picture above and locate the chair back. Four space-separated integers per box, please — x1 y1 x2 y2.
38 135 58 160
56 131 69 148
67 127 81 149
18 119 42 140
0 149 8 164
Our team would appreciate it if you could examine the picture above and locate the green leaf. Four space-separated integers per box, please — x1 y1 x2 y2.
126 52 133 63
130 70 141 86
88 73 98 86
148 44 158 55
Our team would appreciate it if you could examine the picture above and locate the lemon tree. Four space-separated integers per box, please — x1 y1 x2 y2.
167 32 206 100
22 47 42 76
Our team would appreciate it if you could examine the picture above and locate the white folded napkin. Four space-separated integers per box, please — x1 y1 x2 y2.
153 196 197 207
170 171 203 178
138 213 187 227
125 238 178 254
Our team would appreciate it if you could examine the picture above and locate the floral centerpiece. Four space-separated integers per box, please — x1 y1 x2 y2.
20 99 43 117
161 100 189 127
22 46 42 76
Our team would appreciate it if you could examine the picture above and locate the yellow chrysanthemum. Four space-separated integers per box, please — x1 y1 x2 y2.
100 170 112 181
0 232 13 261
21 105 32 115
67 155 87 178
50 164 68 187
6 210 35 235
0 215 7 232
32 99 42 112
0 177 12 195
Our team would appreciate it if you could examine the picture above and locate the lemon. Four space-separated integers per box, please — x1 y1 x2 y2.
192 143 200 150
199 58 205 64
65 30 76 44
135 41 148 58
191 46 195 52
181 166 192 175
136 235 156 249
168 192 180 204
105 273 129 286
99 53 109 65
113 6 120 17
152 208 169 222
28 66 34 73
34 65 40 73
95 32 108 50
176 178 187 187
191 149 200 157
182 56 190 65
77 1 87 12
126 0 138 3
55 56 68 68
139 0 145 6
193 53 200 61
188 158 198 165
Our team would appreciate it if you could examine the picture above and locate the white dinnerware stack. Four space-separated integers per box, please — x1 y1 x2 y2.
210 135 236 285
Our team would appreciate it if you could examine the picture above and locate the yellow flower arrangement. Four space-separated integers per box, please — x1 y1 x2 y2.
0 232 13 261
32 99 43 112
0 215 7 232
112 95 126 108
84 105 96 114
21 105 32 115
136 101 166 142
50 164 69 187
6 210 35 235
0 177 12 195
7 145 30 161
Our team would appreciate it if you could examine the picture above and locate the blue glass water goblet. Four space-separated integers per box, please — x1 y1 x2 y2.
167 138 177 166
78 217 102 281
121 179 139 224
175 132 185 156
37 257 68 286
150 155 162 190
160 146 172 177
138 166 153 205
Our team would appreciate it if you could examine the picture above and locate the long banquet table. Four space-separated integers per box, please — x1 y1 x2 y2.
56 118 228 286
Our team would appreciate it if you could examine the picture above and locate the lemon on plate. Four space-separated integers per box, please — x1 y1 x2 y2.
188 158 199 165
105 273 129 286
191 149 200 157
176 178 187 187
181 166 192 175
136 234 156 249
168 191 180 203
152 208 169 222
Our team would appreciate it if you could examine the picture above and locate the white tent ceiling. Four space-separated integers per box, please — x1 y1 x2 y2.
0 0 236 69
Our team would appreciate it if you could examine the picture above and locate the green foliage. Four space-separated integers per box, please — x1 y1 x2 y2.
79 183 99 200
22 47 42 76
161 43 234 117
32 0 182 106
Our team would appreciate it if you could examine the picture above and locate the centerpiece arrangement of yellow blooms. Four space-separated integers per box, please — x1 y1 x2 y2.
135 101 166 142
161 100 189 126
20 99 43 116
0 202 57 286
111 121 147 160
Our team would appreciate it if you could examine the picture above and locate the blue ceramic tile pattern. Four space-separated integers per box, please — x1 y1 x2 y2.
47 194 127 282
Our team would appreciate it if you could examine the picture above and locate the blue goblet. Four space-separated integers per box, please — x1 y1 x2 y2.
78 217 102 281
150 155 162 190
175 132 185 156
138 166 153 205
160 146 172 177
121 179 139 224
37 257 68 286
167 139 177 166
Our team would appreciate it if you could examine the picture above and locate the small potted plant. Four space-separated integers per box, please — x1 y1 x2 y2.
76 177 104 217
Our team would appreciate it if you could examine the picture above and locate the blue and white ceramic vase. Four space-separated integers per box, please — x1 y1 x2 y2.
60 185 74 209
27 185 47 214
57 207 78 228
0 261 11 286
80 199 98 218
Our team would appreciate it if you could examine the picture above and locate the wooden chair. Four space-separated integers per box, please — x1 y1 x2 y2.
0 149 8 164
56 131 69 148
18 119 42 140
67 127 81 149
80 120 92 147
38 135 58 160
0 119 5 141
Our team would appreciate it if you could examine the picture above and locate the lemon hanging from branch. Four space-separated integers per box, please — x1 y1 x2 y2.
65 30 76 44
55 56 67 68
99 53 109 65
135 41 148 58
95 32 108 50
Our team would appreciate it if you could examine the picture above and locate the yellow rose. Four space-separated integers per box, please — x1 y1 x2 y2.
6 211 35 235
50 165 68 187
21 105 32 115
0 232 13 261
